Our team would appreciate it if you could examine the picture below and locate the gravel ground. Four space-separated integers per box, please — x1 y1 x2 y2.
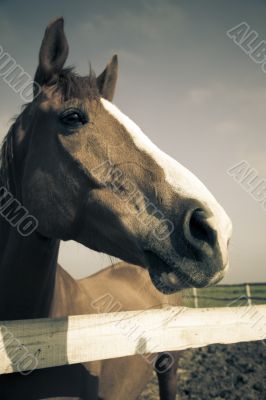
140 341 266 400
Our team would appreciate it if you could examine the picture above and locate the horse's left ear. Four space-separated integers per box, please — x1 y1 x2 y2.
34 17 69 94
97 55 118 101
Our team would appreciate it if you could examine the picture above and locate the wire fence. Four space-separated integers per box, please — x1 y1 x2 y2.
182 283 266 308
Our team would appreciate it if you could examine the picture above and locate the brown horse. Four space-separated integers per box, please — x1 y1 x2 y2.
0 17 232 399
50 262 181 400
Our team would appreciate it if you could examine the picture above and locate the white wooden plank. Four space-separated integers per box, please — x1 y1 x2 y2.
0 305 265 374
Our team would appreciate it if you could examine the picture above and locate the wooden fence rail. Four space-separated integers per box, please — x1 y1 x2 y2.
0 305 266 375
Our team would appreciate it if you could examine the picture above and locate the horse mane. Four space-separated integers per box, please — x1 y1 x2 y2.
0 122 16 190
0 66 99 190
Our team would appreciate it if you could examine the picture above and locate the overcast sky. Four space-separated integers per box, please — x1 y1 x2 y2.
0 0 265 283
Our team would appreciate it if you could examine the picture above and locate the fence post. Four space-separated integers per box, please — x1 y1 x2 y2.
193 287 198 308
245 284 252 305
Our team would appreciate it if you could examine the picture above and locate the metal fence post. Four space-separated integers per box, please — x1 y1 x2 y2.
245 284 252 306
193 287 198 308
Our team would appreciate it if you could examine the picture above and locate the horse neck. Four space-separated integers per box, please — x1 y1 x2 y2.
0 119 60 321
0 217 60 320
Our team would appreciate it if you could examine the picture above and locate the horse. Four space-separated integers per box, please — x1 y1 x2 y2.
49 262 181 400
0 17 232 399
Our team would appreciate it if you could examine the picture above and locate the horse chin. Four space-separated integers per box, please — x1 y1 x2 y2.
149 269 183 294
145 251 190 294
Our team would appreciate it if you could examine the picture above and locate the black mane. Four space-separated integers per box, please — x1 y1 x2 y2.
0 122 15 190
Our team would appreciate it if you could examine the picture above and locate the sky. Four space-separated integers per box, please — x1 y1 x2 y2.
0 0 265 283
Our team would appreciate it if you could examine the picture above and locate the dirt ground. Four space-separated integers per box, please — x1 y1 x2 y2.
140 341 266 400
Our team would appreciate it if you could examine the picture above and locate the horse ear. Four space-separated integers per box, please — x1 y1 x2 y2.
96 55 118 101
34 17 69 92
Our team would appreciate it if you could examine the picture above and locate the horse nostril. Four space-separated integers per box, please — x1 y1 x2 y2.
189 209 216 246
184 208 217 256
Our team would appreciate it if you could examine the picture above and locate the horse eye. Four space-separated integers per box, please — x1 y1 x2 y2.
60 108 89 128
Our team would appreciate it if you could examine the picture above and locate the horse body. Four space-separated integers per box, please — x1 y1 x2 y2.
50 263 181 400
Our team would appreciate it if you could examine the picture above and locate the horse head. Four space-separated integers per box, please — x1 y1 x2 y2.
17 18 232 293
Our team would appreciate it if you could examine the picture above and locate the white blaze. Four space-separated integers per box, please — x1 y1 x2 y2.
101 98 232 266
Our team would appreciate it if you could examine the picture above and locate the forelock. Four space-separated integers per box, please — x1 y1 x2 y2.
54 67 100 101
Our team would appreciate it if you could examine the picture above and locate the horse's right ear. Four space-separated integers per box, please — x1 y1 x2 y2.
97 55 118 101
34 18 69 93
